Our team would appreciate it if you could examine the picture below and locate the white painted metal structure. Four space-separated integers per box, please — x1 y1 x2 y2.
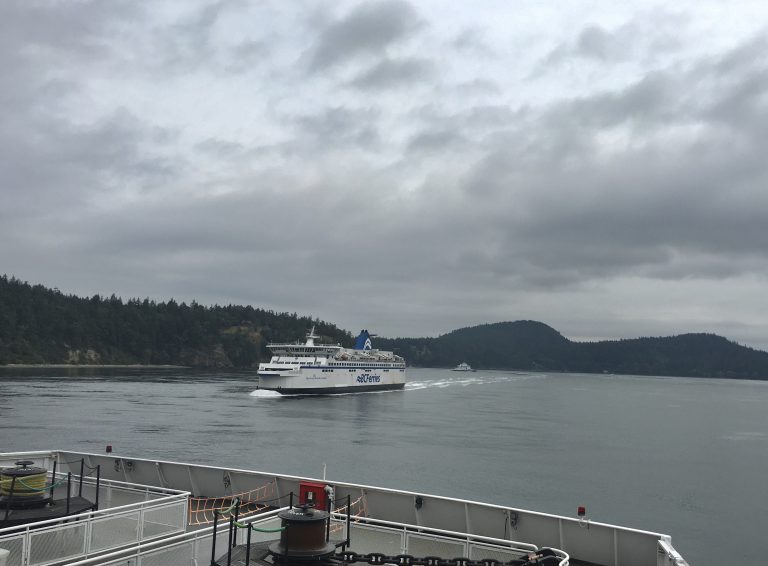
257 328 406 394
0 451 689 566
0 452 188 566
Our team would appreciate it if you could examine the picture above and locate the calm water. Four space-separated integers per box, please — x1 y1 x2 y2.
1 367 767 566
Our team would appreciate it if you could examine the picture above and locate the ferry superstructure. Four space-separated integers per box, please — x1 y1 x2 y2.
257 328 406 394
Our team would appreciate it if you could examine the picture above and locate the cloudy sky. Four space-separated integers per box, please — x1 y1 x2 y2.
2 1 768 349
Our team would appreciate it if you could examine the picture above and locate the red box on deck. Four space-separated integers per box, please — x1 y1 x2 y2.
299 481 328 510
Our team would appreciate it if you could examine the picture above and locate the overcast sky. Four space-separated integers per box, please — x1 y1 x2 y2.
2 1 768 349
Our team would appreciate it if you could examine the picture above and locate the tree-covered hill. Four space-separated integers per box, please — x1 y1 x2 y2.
0 275 350 367
377 321 572 370
3 276 767 378
377 321 768 379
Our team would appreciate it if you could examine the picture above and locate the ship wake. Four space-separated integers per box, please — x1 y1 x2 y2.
406 372 537 391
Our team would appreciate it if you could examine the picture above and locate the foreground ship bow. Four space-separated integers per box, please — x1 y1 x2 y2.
257 328 406 394
0 450 690 566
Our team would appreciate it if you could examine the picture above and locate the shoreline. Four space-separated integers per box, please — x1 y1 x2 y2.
1 364 191 369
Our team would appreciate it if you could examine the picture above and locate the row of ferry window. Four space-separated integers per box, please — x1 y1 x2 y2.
316 368 404 372
329 362 398 366
274 360 401 366
321 368 394 372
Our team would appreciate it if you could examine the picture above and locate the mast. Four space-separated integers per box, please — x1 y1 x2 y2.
305 325 318 346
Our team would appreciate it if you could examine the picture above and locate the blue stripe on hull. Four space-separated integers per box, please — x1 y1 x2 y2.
259 383 405 395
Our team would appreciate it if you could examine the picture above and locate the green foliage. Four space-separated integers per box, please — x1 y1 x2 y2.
0 275 351 368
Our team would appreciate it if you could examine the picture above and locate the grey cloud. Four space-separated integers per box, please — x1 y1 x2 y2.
542 72 680 134
451 27 494 55
0 106 181 232
348 57 434 90
152 1 249 73
407 129 468 153
195 139 249 159
3 1 768 348
542 14 683 68
702 35 768 130
574 25 621 61
224 40 272 72
294 107 381 148
433 33 768 289
405 105 519 154
452 79 502 96
307 0 423 71
0 1 139 114
0 0 138 61
544 24 629 65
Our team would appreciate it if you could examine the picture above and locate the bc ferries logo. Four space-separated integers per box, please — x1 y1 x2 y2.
357 373 381 384
354 330 374 351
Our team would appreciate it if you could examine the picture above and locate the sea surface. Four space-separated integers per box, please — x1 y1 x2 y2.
1 367 767 566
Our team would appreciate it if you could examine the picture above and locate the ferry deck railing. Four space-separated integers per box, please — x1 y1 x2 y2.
0 475 189 566
55 508 570 566
329 513 569 566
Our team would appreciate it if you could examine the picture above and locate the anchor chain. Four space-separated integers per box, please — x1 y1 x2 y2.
333 549 560 566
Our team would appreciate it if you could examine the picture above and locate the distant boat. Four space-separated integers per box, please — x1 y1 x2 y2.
452 362 475 372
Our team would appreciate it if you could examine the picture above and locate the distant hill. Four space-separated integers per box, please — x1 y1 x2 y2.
2 276 767 379
0 275 350 367
376 321 768 380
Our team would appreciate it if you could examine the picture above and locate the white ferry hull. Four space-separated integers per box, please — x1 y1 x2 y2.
258 368 406 394
259 382 405 394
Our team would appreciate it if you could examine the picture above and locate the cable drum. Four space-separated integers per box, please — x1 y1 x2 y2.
0 460 49 508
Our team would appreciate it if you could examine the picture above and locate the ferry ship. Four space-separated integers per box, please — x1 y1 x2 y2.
257 328 406 394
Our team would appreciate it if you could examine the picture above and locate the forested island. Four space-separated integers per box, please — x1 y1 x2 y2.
0 276 350 367
376 322 768 379
2 275 767 379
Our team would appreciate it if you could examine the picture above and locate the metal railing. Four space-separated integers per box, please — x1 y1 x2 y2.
333 513 539 553
62 509 286 566
53 507 569 566
328 514 569 566
657 539 689 566
0 477 189 566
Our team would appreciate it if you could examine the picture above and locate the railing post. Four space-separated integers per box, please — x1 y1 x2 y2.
50 460 57 501
180 493 188 532
245 525 253 566
79 459 85 497
345 494 351 550
233 498 240 548
85 518 92 558
227 515 234 566
211 512 219 566
4 476 15 523
95 465 101 510
66 472 72 515
138 504 145 542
